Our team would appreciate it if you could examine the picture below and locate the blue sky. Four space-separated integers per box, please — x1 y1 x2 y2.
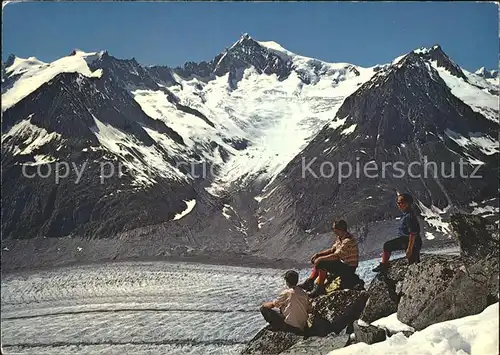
2 2 498 71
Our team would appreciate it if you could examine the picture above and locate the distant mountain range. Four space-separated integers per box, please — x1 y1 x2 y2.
2 34 498 267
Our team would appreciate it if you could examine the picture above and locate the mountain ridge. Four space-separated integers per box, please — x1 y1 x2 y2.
1 35 498 269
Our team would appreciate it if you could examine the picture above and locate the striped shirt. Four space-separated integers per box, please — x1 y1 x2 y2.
331 233 359 268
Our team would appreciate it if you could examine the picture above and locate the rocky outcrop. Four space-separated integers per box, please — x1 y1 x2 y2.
450 213 499 304
450 213 499 260
365 214 499 331
353 322 386 345
241 328 348 355
241 290 367 354
241 327 305 355
309 290 369 336
397 255 488 330
281 334 349 355
360 258 411 323
242 213 498 354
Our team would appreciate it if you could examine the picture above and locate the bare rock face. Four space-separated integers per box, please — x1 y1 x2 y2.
281 335 349 355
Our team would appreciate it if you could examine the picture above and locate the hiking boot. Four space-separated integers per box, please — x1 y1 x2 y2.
372 263 389 273
297 278 315 292
308 284 326 298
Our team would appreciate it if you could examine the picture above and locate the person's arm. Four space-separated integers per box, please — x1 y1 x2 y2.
317 246 336 257
320 241 345 261
406 215 419 258
315 239 345 263
311 241 338 263
406 233 416 257
319 238 357 263
262 291 288 310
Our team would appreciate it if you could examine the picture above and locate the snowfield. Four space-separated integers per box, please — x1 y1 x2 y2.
330 303 499 355
133 39 379 194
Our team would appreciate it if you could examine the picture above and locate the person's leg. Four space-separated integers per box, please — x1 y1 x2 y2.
308 267 319 281
297 267 319 291
260 307 286 330
319 260 359 289
283 323 304 335
373 236 408 272
330 260 356 280
308 260 334 297
408 236 422 264
384 237 406 260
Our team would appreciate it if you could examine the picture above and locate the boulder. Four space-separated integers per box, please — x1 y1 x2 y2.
359 258 410 323
309 289 369 336
467 255 499 305
353 322 386 345
449 213 499 304
240 326 304 355
450 213 499 260
397 255 489 330
281 334 349 354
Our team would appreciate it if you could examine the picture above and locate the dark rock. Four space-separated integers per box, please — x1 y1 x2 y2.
309 290 369 336
450 213 499 260
213 35 293 81
360 258 410 323
397 255 489 330
281 334 349 354
353 322 386 345
463 255 499 305
240 326 305 355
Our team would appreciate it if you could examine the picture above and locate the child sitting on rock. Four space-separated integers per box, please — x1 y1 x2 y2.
260 270 311 334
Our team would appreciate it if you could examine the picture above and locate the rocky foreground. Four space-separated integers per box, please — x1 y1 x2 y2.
240 213 499 354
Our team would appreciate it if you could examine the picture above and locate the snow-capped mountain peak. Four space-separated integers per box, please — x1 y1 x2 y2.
474 66 498 79
2 51 103 112
475 66 487 75
3 55 47 77
69 49 108 65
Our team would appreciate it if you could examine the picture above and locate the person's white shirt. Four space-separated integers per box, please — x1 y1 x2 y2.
273 286 312 330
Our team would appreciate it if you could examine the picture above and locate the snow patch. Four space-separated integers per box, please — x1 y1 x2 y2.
425 232 436 240
418 201 452 235
3 116 61 156
173 199 196 221
329 116 348 130
432 61 499 123
329 303 499 355
90 115 186 186
222 204 234 219
371 313 415 334
445 129 499 156
340 124 357 135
